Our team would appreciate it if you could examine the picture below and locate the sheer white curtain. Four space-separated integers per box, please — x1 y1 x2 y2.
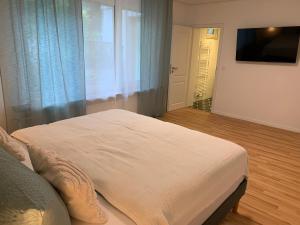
0 0 86 132
82 0 141 112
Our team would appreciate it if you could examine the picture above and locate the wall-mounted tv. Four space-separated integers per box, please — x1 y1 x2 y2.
236 26 300 63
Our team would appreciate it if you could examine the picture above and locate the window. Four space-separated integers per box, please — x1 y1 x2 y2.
82 0 141 101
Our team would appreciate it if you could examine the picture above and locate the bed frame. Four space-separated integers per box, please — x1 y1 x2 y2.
202 179 247 225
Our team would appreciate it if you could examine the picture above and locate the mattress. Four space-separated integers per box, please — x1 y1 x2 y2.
12 109 248 225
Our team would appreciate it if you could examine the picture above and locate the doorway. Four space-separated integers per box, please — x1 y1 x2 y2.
168 26 222 112
187 27 221 112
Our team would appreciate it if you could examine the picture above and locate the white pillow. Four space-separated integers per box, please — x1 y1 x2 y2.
28 145 107 224
0 127 25 161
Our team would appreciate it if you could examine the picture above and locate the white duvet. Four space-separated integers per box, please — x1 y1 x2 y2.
12 109 248 225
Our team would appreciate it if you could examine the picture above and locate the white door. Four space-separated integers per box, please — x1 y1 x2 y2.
168 25 192 111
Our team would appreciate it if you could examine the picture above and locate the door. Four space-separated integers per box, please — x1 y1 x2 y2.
168 25 192 111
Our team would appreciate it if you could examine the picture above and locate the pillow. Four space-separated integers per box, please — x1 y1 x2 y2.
14 138 34 170
0 127 25 161
0 147 71 225
28 145 107 224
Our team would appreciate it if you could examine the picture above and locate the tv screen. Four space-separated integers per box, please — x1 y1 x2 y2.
236 26 300 63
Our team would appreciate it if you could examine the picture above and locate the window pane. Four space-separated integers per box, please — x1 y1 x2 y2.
119 9 141 94
82 0 115 100
115 0 141 96
83 0 141 100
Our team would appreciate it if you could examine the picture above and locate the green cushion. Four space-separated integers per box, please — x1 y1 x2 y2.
0 147 71 225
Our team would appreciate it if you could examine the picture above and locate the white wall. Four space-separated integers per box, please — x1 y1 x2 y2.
173 1 190 25
175 0 300 132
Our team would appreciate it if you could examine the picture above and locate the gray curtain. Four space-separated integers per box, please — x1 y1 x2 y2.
0 0 86 132
138 0 173 117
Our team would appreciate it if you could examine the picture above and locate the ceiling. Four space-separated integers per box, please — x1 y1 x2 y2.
175 0 239 4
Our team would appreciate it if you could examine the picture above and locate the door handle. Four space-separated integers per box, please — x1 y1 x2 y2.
171 66 178 74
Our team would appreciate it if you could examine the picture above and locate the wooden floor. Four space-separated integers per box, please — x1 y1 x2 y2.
161 108 300 225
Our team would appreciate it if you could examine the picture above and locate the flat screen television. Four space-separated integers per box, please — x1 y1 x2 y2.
236 26 300 63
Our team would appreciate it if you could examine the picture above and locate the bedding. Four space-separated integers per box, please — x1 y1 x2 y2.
16 138 34 170
0 126 25 161
0 147 71 225
71 178 245 225
71 194 135 225
12 109 248 225
0 126 33 169
29 145 107 224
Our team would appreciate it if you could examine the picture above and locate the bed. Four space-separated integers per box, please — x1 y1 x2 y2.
12 109 248 225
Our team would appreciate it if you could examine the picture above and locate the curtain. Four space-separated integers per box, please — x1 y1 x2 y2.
82 0 141 113
0 0 86 132
138 0 173 117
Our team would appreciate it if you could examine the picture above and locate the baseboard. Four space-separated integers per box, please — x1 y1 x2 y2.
212 109 300 133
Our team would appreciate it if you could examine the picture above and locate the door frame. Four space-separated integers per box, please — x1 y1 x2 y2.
175 23 224 113
188 23 224 113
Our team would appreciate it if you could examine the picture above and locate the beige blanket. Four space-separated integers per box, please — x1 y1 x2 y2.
12 109 248 225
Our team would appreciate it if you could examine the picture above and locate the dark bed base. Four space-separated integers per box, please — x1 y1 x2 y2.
202 179 248 225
